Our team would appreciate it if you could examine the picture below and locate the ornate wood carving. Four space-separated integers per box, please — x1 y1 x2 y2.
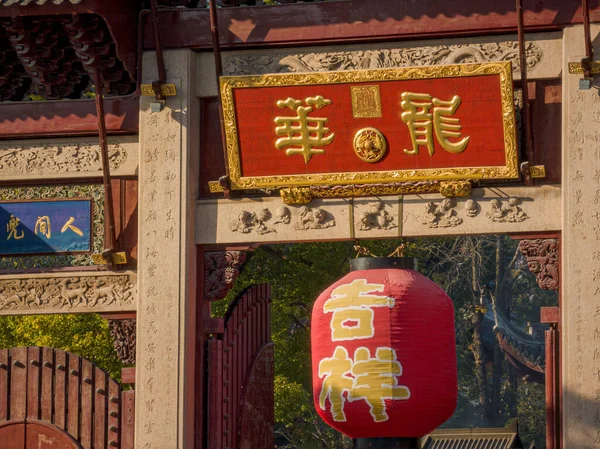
204 251 247 301
108 319 136 366
0 14 135 101
0 272 137 314
518 238 559 290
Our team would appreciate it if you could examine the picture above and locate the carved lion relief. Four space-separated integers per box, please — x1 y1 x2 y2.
358 200 396 231
229 209 276 235
486 198 529 223
422 198 463 228
296 206 336 230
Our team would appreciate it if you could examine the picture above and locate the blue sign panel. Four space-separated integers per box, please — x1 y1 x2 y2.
0 199 92 255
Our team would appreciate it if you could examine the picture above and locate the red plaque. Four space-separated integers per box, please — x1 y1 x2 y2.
220 62 518 190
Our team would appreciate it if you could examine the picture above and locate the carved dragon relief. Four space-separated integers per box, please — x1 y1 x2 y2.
108 319 137 366
0 274 136 312
0 141 128 175
204 251 247 301
223 42 543 75
518 239 559 291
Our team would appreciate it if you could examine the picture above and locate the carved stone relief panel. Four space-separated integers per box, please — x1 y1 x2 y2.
196 197 351 244
517 239 559 290
108 318 137 366
422 198 463 228
0 271 137 315
486 198 529 223
353 197 399 238
0 184 105 270
221 35 561 79
0 136 138 181
402 186 558 237
196 186 560 245
204 251 247 301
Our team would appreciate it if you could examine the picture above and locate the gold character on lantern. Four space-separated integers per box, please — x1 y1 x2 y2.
34 216 51 239
324 279 394 341
401 92 470 156
274 96 335 164
61 217 83 237
318 346 354 422
6 214 24 240
318 346 411 423
350 347 411 422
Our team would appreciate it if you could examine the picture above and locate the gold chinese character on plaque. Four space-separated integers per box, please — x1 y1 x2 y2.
351 85 382 118
34 216 51 239
353 128 387 163
61 217 83 237
6 214 24 240
401 92 470 156
274 96 335 164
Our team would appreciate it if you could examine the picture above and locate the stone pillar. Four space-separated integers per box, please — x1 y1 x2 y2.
562 24 600 448
136 49 199 449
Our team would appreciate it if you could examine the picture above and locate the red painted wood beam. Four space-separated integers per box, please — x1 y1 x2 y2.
142 0 600 50
0 99 139 139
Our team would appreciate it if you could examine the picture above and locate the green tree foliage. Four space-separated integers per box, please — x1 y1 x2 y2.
0 314 122 381
0 236 553 448
217 237 555 448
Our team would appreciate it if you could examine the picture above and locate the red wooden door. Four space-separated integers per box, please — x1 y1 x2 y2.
0 422 25 449
208 284 273 449
0 347 134 449
27 421 82 449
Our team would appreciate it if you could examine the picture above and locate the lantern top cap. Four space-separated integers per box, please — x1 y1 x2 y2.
349 257 416 272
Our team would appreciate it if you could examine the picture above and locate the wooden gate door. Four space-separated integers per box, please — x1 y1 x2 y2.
0 347 135 449
207 284 273 449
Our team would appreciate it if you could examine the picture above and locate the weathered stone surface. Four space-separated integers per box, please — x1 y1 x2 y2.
561 25 600 449
195 186 560 244
136 49 198 449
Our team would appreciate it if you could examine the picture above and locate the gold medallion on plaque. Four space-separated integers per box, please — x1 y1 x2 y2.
353 128 387 163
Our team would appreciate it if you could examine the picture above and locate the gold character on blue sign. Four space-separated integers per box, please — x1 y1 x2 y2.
35 216 51 239
6 214 24 240
61 217 83 237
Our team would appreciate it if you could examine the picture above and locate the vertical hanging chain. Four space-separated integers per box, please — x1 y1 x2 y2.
94 67 117 264
516 0 534 172
582 0 594 78
150 0 167 100
209 0 231 196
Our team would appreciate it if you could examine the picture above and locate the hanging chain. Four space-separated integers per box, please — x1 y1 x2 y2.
353 243 406 258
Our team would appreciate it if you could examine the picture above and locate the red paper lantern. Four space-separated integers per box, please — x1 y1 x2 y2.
311 258 457 439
